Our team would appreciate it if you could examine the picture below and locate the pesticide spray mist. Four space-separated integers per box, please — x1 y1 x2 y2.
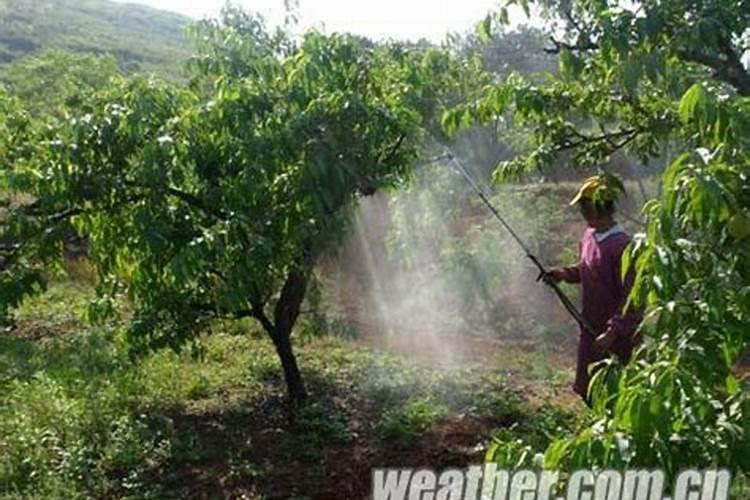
318 158 588 368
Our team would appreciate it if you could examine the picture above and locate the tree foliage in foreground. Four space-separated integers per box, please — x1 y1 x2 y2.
0 8 464 401
451 0 750 477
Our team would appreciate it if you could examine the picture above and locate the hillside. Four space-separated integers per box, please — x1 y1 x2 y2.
0 0 192 75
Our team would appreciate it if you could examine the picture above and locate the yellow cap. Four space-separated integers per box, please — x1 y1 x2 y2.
569 174 626 206
569 176 603 206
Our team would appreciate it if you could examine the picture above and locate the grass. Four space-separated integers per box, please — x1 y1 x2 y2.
379 397 449 443
0 279 579 498
0 324 275 497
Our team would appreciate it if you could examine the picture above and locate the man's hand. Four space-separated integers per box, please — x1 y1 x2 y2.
538 268 567 284
593 329 617 356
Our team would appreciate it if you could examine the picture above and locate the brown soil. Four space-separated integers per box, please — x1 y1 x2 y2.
139 322 581 500
149 390 512 500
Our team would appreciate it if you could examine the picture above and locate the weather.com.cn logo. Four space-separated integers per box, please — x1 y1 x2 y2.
372 465 731 500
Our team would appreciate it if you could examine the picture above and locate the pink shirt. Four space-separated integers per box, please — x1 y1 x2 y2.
562 225 639 339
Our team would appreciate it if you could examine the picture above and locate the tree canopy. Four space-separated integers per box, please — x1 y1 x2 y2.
0 7 465 401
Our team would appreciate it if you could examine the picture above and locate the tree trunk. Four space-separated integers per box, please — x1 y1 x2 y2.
264 267 310 402
271 326 307 401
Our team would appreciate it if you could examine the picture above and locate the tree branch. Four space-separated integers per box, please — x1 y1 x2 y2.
544 36 598 54
123 181 230 220
359 133 407 196
163 186 230 220
678 46 750 97
0 205 85 270
553 128 640 154
191 299 276 334
250 297 275 335
379 133 406 165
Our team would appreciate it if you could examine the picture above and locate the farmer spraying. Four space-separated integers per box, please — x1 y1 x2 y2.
444 153 641 402
543 175 642 401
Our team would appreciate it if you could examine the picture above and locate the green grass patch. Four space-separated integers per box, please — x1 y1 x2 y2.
0 281 577 498
379 397 449 443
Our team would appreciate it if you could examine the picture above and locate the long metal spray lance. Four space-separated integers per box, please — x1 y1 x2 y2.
439 152 597 337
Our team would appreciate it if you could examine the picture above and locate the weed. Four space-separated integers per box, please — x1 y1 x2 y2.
379 397 449 444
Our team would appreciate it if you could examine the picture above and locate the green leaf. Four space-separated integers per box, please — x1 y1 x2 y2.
498 7 510 25
478 14 493 43
678 83 705 125
620 59 642 93
559 49 584 79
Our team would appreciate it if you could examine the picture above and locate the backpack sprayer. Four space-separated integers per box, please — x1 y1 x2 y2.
425 151 597 337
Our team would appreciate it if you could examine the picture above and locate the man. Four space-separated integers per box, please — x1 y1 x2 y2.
543 174 642 401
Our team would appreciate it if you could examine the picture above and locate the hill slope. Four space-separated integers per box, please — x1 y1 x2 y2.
0 0 192 75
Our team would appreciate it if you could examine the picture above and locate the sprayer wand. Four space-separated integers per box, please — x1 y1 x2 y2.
439 152 598 337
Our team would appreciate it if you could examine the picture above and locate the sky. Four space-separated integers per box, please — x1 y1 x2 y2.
113 0 515 41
